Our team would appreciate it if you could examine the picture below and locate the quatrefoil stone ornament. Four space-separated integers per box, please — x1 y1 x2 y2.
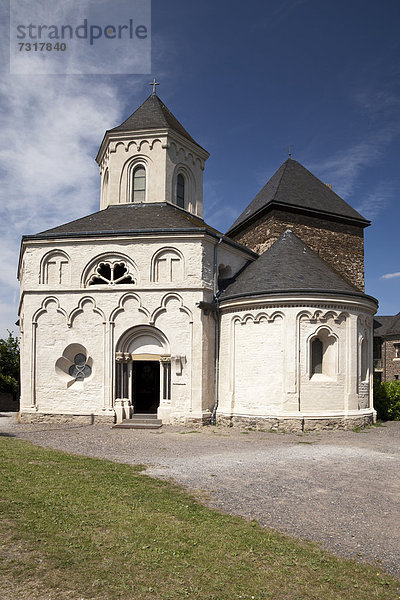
68 353 92 381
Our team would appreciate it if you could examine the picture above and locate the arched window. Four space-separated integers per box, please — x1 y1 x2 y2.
88 261 135 286
311 338 323 375
152 249 184 282
176 174 185 208
310 329 337 378
361 338 368 381
102 168 109 206
132 166 146 203
40 250 70 285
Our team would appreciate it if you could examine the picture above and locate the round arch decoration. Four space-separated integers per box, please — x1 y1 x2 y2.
172 163 196 211
114 325 172 416
116 324 170 358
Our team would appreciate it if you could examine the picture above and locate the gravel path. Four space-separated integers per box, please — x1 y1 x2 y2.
1 413 399 578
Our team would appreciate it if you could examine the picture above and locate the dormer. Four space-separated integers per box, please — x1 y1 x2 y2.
96 91 209 218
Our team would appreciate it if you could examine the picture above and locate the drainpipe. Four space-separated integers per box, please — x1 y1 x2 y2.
211 237 222 425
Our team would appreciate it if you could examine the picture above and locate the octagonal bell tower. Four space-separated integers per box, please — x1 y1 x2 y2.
96 86 209 218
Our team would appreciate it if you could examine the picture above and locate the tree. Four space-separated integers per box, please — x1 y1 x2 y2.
0 331 20 400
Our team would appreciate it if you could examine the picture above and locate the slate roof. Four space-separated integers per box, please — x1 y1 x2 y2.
25 203 223 238
374 313 400 336
220 230 370 300
108 94 201 148
227 158 370 236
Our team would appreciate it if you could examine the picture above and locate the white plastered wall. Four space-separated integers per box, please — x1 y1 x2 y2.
218 300 376 421
19 233 251 423
98 131 207 217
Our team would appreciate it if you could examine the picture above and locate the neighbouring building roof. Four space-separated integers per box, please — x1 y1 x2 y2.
24 203 223 239
374 313 400 336
109 93 201 147
227 158 370 236
220 229 372 301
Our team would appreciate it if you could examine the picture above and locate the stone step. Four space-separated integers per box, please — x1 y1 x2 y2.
132 413 159 419
113 415 163 429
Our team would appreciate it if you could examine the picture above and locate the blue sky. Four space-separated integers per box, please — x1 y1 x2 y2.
1 0 399 337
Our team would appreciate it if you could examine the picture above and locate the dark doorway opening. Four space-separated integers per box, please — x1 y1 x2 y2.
132 361 160 414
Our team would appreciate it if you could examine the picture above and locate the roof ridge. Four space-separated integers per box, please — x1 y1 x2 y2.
108 93 201 147
226 158 369 236
273 159 290 201
278 229 358 289
219 229 363 300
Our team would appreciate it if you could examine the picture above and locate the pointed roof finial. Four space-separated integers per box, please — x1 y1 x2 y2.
287 144 293 159
149 78 159 96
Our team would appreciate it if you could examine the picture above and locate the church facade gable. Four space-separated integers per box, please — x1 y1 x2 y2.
19 230 251 425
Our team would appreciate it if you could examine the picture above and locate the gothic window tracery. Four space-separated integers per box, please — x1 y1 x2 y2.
55 344 93 386
88 261 135 286
69 353 92 381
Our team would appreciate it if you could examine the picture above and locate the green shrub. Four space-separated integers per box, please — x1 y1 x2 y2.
373 381 400 421
0 331 19 400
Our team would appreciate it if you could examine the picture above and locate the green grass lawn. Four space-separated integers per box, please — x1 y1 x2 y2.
0 436 398 600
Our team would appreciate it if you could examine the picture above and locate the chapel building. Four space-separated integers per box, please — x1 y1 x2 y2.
18 90 378 430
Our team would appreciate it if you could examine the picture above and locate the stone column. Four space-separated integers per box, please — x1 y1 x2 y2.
115 352 123 399
115 352 132 423
158 356 172 423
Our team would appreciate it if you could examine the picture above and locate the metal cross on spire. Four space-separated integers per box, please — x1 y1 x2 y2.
149 78 159 95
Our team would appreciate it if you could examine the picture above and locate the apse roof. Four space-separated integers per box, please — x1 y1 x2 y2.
227 158 370 236
220 229 371 300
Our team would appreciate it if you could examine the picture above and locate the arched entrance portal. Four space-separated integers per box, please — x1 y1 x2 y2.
115 326 171 416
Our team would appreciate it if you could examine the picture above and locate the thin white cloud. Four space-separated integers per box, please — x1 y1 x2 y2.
203 179 241 231
353 88 400 118
310 82 400 203
310 128 397 198
355 181 393 220
0 0 159 337
381 272 400 280
0 68 134 337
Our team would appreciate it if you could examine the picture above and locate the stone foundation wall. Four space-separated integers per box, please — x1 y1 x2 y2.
230 210 365 291
216 413 375 432
169 413 212 427
18 412 115 425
